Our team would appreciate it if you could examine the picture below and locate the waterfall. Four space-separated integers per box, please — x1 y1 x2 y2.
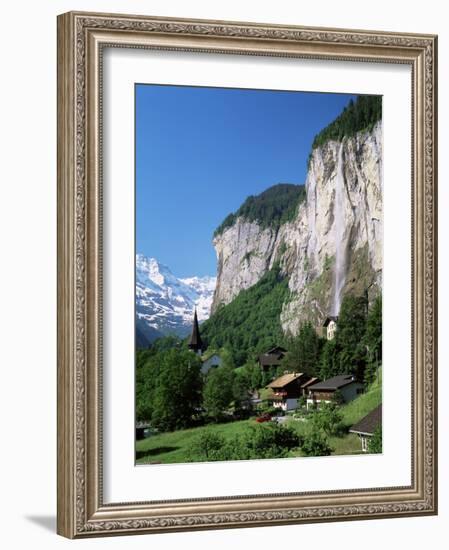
333 143 347 316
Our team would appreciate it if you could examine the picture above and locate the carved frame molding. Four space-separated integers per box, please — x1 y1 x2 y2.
57 11 437 538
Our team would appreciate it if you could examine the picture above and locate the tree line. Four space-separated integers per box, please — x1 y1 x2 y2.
214 183 306 237
311 95 382 151
136 292 381 433
200 265 290 365
280 293 381 384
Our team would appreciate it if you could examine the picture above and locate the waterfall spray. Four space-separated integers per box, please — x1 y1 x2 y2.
333 143 347 316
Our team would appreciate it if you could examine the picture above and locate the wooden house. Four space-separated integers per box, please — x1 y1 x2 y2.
307 374 363 409
258 346 287 373
350 404 382 452
267 372 311 411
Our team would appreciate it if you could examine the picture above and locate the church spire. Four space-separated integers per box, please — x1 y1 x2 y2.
188 308 203 355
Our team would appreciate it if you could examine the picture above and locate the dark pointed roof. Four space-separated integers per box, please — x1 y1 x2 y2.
188 308 203 352
323 316 338 327
265 346 287 355
308 374 357 391
258 346 287 367
349 405 382 436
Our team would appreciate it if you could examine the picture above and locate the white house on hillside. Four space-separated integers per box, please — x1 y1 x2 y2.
323 316 338 340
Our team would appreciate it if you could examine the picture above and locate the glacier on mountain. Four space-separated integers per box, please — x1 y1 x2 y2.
136 254 216 343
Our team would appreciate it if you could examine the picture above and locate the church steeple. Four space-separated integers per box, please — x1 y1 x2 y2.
188 308 203 355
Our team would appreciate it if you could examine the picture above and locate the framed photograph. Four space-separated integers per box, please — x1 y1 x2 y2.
57 11 438 538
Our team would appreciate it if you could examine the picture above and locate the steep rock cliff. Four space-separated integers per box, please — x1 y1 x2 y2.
211 122 382 335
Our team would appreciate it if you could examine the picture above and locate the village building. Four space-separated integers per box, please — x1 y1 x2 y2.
258 346 287 373
323 316 338 340
307 374 364 409
201 353 222 375
300 377 320 397
188 308 204 356
267 372 312 411
350 404 382 452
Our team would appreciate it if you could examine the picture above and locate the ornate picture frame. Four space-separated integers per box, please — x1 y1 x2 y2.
57 11 437 538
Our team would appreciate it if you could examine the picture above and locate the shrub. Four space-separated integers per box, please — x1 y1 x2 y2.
187 431 226 461
186 423 302 462
367 426 382 454
332 389 345 406
257 405 278 417
311 402 345 436
297 396 307 410
300 431 333 457
203 366 235 421
244 423 301 459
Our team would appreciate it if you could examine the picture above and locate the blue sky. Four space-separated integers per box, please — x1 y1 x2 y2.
136 84 356 278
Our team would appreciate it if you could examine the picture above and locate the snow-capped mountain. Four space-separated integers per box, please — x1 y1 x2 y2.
136 254 216 345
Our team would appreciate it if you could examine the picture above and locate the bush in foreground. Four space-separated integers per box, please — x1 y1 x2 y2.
311 402 345 437
186 423 302 462
300 431 333 457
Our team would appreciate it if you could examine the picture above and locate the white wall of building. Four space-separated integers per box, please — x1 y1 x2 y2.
273 398 298 411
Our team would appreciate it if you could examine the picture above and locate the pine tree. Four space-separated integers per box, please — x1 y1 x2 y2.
335 294 368 380
363 295 382 385
282 322 321 376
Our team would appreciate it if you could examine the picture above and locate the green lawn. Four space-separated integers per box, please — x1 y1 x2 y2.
285 372 382 456
136 372 382 464
136 419 253 464
340 370 382 427
284 420 364 456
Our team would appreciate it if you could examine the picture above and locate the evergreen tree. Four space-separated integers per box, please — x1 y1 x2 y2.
232 372 252 413
319 338 338 380
363 295 382 385
247 362 263 390
200 266 289 365
151 349 203 432
282 322 321 376
335 294 368 379
214 184 306 236
311 95 382 152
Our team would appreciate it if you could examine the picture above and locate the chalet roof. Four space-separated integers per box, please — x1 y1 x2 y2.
323 316 338 327
350 405 382 436
259 355 284 367
258 346 287 366
267 373 303 389
265 346 287 355
300 377 320 389
188 309 203 351
308 374 357 391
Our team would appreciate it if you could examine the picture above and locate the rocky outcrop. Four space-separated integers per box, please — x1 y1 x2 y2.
211 122 382 335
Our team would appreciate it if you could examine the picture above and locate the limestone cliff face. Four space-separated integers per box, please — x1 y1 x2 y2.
211 122 382 334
